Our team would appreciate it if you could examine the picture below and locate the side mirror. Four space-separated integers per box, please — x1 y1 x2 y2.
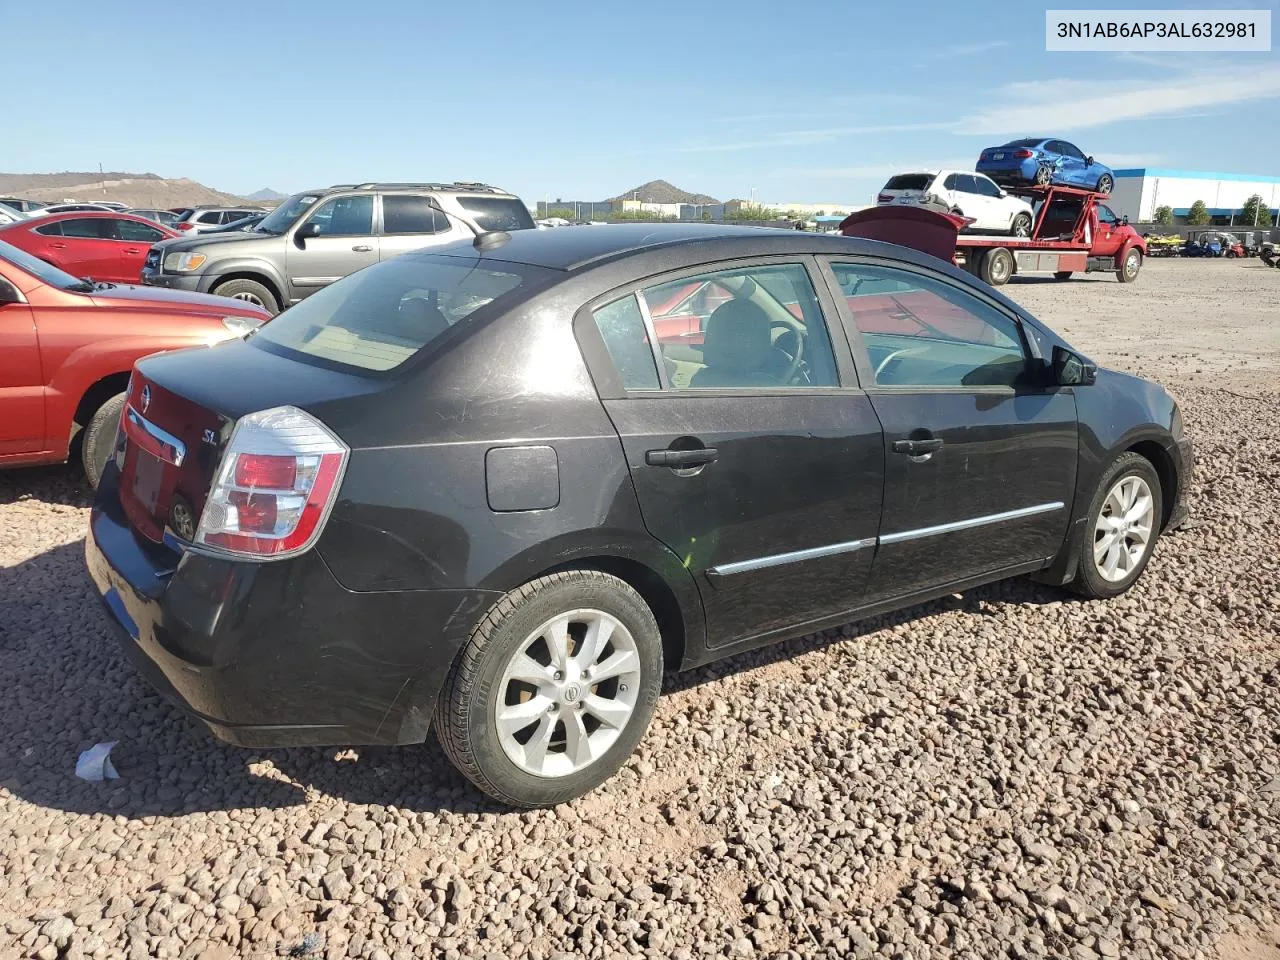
1085 156 1095 166
294 221 320 246
0 279 21 305
1052 345 1097 386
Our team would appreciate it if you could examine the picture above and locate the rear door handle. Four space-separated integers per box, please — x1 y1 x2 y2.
645 447 718 467
123 248 141 255
892 438 944 456
351 244 373 252
49 242 67 249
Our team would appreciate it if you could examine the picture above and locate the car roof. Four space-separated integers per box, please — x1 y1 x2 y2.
415 222 929 273
21 211 165 224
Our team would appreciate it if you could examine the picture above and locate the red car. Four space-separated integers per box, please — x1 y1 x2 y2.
0 240 270 486
0 211 178 284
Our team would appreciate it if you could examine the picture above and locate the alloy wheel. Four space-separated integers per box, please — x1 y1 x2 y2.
232 292 265 307
494 608 641 778
1093 475 1155 582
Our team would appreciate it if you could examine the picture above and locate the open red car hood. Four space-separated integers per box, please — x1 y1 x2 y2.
839 206 968 264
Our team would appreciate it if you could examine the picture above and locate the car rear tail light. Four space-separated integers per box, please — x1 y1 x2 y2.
194 406 348 559
176 222 194 231
877 193 892 203
1014 149 1035 158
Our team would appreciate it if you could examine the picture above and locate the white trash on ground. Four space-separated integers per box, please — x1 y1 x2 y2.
75 741 119 781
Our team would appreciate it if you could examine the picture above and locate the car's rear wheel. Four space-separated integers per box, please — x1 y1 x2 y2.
1034 164 1053 186
1096 173 1114 194
1054 271 1073 281
1069 452 1163 599
81 392 125 490
1011 213 1032 237
435 570 663 807
213 278 279 316
980 247 1014 286
1117 248 1142 283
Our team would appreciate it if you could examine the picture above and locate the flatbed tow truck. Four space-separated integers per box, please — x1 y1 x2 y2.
840 183 1146 287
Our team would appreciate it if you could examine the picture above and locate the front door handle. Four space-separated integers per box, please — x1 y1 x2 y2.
892 438 944 456
645 447 718 467
351 244 373 252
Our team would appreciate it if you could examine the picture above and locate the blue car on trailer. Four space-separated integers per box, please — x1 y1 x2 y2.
977 138 1115 195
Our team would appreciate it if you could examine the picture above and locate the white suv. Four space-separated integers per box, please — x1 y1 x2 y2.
877 171 1034 236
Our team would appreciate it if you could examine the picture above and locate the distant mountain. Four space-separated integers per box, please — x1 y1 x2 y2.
0 171 263 208
247 187 287 201
610 179 720 205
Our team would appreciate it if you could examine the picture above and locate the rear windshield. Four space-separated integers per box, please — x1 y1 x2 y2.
455 196 536 232
884 174 932 191
1003 138 1043 147
250 253 552 373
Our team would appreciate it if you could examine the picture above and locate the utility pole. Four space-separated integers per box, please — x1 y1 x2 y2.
99 162 105 196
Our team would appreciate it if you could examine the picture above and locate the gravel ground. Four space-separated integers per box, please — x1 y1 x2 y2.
2 259 1278 960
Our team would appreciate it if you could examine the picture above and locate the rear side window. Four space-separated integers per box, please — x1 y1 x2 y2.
590 296 660 390
251 254 548 373
830 262 1027 388
59 218 115 239
35 221 64 236
382 195 450 235
455 197 536 232
884 174 931 191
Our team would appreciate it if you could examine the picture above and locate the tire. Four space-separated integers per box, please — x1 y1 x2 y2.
1034 164 1053 186
1010 213 1032 238
1225 250 1237 259
1096 173 1114 195
435 570 664 807
1117 247 1142 283
980 247 1014 286
81 392 126 490
1068 452 1163 600
212 278 279 315
1054 271 1073 281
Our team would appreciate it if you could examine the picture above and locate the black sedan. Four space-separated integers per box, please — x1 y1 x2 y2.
85 223 1192 807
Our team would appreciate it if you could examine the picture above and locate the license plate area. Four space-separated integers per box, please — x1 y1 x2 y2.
993 152 1005 160
131 449 164 515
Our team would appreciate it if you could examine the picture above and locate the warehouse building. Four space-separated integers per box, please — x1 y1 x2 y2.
1109 168 1280 225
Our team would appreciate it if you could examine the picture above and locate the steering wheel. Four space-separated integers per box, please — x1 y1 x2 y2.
874 346 927 382
771 323 805 383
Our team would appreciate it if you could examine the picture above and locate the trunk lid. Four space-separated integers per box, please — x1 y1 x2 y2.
117 338 378 544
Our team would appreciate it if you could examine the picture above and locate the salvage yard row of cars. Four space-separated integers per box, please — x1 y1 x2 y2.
4 153 1195 806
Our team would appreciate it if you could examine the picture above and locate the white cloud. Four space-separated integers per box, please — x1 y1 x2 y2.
955 63 1280 135
777 159 979 179
670 121 952 153
928 39 1008 61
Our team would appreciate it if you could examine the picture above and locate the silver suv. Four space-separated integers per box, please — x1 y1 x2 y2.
141 183 535 314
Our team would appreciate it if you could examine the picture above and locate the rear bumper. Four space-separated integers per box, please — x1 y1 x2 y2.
978 158 1040 185
84 463 498 747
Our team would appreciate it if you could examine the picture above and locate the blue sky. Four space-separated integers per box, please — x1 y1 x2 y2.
1 0 1276 206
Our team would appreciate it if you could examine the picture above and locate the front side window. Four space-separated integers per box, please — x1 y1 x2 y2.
115 219 165 242
831 262 1028 388
1059 141 1085 160
382 195 450 235
305 195 374 237
974 176 1002 198
637 262 839 390
251 253 548 373
1096 205 1118 225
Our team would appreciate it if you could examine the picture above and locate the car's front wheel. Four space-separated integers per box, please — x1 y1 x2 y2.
1069 452 1163 599
213 278 279 316
435 571 664 807
1096 173 1114 194
1117 248 1142 283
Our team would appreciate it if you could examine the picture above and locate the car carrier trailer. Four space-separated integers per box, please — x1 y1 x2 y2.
841 184 1146 287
